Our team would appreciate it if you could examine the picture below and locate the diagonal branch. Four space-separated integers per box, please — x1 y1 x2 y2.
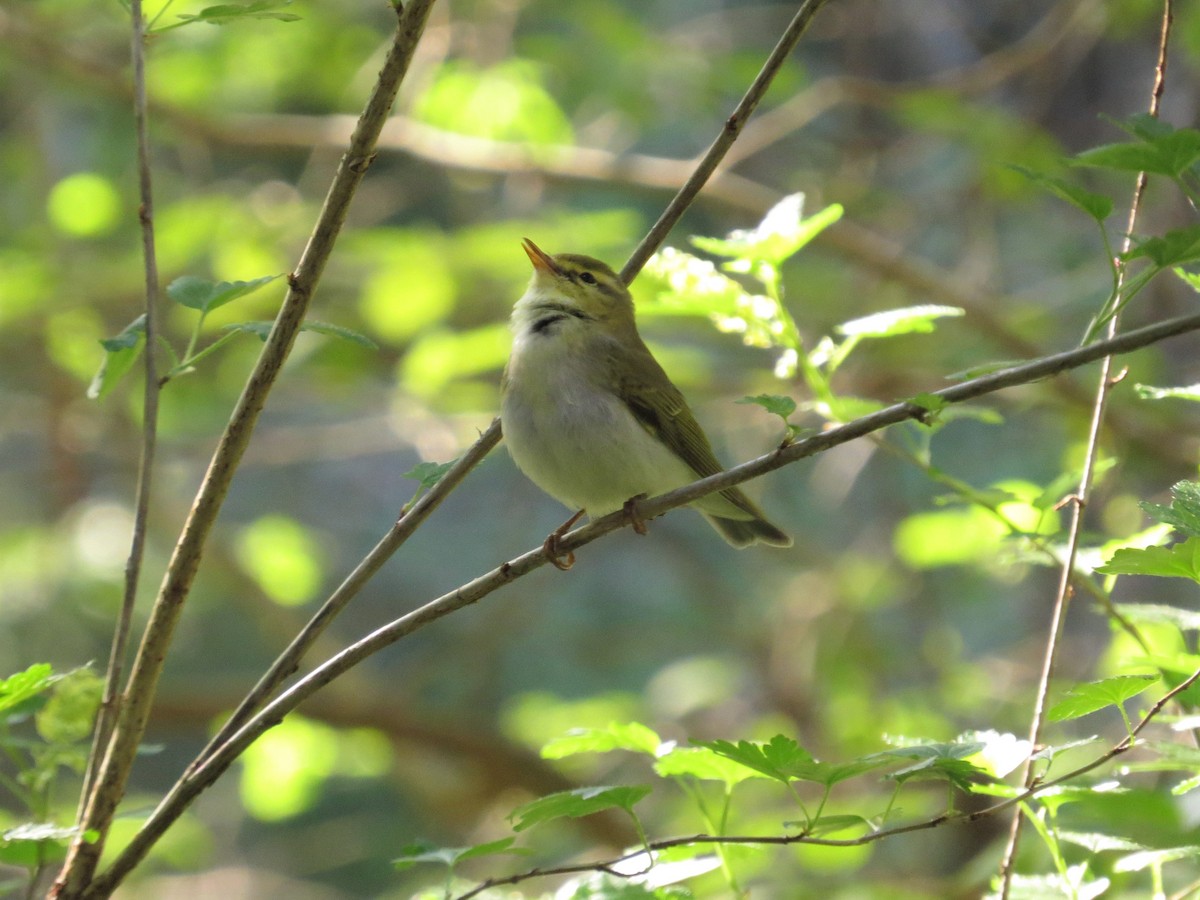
88 304 1200 897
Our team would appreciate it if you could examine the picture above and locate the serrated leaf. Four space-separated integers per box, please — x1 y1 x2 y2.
541 722 662 759
88 315 146 399
1096 539 1200 581
1074 126 1200 177
1123 224 1200 269
1140 481 1200 538
36 668 102 745
907 392 948 416
0 664 56 715
653 746 769 787
1046 674 1160 722
737 394 796 421
508 785 652 832
1136 383 1200 402
1008 166 1114 221
403 460 457 492
870 741 988 791
166 274 280 313
392 837 523 871
689 735 871 786
837 305 964 339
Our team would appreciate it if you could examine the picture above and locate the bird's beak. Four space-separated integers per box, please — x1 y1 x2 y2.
522 238 560 275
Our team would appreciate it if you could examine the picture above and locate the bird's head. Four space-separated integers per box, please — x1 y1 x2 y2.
513 238 635 338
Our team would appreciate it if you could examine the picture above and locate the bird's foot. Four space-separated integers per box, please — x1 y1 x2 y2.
544 509 585 570
623 494 649 536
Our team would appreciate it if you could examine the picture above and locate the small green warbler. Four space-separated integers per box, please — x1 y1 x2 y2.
501 239 791 566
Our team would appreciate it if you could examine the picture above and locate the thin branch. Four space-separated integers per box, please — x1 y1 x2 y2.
189 418 502 767
87 305 1200 897
997 3 1175 895
79 0 162 813
620 0 835 283
53 2 440 896
455 664 1200 899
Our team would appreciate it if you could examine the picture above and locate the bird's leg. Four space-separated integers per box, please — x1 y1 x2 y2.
623 494 649 535
544 509 585 571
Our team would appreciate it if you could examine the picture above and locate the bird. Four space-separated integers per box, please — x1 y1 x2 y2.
500 238 791 569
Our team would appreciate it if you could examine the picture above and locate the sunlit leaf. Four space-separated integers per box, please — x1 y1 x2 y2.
0 664 56 715
1136 383 1200 402
541 722 662 759
1114 602 1200 632
1046 674 1159 722
691 194 843 267
837 305 964 339
508 785 652 832
87 314 146 399
1096 539 1200 581
1113 845 1200 873
170 1 301 28
1123 224 1200 268
653 746 769 788
35 668 102 745
737 394 796 421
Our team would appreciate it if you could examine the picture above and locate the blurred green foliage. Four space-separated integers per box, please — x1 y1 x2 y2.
4 0 1200 897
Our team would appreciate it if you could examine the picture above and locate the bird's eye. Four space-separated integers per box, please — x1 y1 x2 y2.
579 272 598 285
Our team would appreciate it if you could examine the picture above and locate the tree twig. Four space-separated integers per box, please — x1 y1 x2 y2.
79 0 162 815
997 2 1175 895
86 304 1200 897
52 2 440 896
621 0 835 283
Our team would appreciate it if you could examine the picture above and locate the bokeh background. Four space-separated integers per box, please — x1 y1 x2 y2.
2 0 1200 896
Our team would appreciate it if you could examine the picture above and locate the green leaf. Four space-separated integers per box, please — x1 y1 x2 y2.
1096 539 1200 581
508 785 652 832
737 394 796 421
0 664 56 716
0 823 87 867
36 668 102 745
171 1 301 27
392 837 524 871
541 722 662 759
907 392 948 417
1046 674 1160 722
836 305 964 339
653 746 770 788
87 315 146 399
1140 481 1200 538
871 741 988 791
1114 602 1200 632
1074 125 1200 177
224 319 376 348
166 274 280 313
300 321 379 349
1123 224 1200 269
690 194 843 267
1113 845 1200 873
1136 383 1200 402
1008 166 1114 221
403 460 457 493
693 735 830 784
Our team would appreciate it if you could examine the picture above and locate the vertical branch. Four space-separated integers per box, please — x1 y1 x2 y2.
79 0 162 809
53 2 440 896
996 2 1174 895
